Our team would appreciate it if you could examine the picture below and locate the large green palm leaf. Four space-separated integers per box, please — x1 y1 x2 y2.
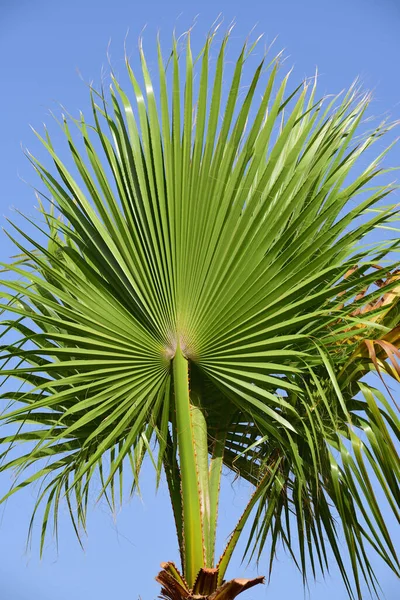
1 30 399 598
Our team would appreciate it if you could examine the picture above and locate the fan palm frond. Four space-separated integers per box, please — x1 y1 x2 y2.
1 29 399 598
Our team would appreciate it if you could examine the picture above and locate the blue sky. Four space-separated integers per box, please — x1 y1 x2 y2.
1 0 400 599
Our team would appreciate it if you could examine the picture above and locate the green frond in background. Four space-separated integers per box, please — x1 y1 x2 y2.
1 28 400 599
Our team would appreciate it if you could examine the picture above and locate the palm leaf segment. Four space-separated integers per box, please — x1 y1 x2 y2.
1 29 399 598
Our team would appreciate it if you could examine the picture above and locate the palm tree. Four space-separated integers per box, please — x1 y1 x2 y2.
1 28 399 600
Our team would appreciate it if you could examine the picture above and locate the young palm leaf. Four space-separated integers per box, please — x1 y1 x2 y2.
1 28 399 599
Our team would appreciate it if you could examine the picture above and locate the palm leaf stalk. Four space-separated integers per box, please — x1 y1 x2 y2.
1 28 400 599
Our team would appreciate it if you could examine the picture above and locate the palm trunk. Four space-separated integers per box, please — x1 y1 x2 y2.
156 562 264 600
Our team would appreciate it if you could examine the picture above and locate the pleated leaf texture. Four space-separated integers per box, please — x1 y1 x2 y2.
1 31 400 598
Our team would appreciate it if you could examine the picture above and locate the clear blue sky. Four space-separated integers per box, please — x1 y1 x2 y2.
1 0 399 599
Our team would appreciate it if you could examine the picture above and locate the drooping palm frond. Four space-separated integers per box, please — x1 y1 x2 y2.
0 29 399 598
